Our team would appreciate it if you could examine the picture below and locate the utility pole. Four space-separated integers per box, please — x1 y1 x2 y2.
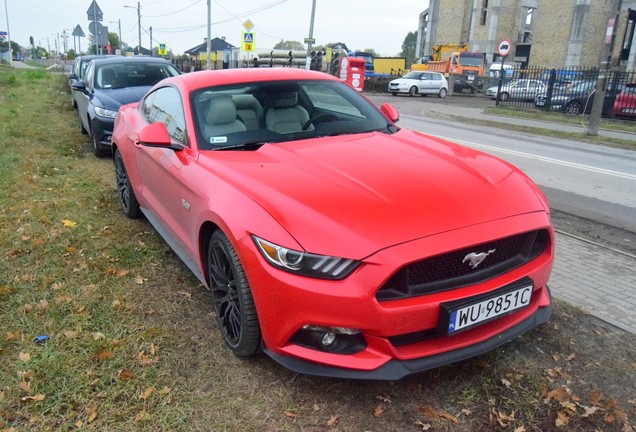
4 0 12 67
149 26 152 56
206 0 211 70
110 19 122 54
137 2 142 54
305 0 317 70
587 0 621 136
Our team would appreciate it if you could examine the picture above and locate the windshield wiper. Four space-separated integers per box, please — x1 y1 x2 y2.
214 141 269 151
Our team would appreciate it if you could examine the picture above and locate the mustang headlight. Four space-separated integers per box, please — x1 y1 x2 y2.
252 236 360 280
94 106 118 119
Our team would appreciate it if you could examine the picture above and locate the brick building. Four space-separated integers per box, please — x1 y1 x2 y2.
417 0 636 70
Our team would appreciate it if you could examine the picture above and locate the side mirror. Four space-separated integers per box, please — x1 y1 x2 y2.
138 122 182 151
380 102 400 123
71 81 87 93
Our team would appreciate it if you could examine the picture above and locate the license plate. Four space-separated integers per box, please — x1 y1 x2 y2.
467 75 475 81
446 285 532 334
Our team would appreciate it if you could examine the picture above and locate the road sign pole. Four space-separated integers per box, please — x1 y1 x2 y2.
496 55 505 106
305 0 317 70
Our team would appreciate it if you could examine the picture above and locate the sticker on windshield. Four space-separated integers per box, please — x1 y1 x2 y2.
211 136 228 144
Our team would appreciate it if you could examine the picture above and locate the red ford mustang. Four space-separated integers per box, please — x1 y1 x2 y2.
112 68 554 379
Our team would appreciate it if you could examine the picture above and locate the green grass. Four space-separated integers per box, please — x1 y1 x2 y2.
1 67 634 432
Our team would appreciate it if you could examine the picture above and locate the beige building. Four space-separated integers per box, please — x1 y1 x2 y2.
417 0 636 70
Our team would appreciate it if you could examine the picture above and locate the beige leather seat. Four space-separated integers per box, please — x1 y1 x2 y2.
232 95 263 131
204 96 247 138
265 92 312 133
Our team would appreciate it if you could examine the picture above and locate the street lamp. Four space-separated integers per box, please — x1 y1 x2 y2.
124 3 141 54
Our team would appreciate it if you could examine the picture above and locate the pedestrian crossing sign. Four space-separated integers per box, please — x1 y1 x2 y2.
242 32 255 52
158 43 168 56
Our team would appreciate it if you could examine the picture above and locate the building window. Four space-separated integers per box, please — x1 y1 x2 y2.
480 0 489 25
570 3 590 42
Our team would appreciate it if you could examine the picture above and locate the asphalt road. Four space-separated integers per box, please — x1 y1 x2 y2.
366 92 636 255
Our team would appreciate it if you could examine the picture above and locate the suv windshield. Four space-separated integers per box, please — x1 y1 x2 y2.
191 79 395 150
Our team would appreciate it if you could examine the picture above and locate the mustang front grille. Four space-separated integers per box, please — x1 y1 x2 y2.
376 229 549 301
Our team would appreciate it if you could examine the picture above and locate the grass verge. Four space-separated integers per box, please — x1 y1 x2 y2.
1 68 634 432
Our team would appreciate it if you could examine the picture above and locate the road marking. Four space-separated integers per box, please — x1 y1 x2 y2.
430 134 636 181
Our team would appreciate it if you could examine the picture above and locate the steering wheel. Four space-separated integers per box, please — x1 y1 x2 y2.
302 113 339 130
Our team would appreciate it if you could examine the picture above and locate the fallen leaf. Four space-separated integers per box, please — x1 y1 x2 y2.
93 332 105 340
23 303 34 313
284 411 297 419
75 420 84 429
555 411 569 427
87 404 98 423
604 413 616 424
560 400 577 413
112 300 122 308
326 416 339 428
589 390 604 406
419 405 439 419
496 410 516 427
150 344 158 356
19 352 31 362
62 219 77 227
565 353 576 361
439 411 459 423
461 408 473 416
312 404 320 411
140 387 155 400
514 427 527 432
21 394 45 402
19 381 32 393
414 421 432 430
116 269 129 277
581 405 599 417
134 410 147 422
54 295 73 304
37 299 49 311
373 404 385 417
97 350 113 360
6 331 21 341
501 378 512 387
159 386 171 395
377 394 392 403
118 369 134 380
64 330 80 339
547 388 570 402
134 276 145 285
0 390 4 400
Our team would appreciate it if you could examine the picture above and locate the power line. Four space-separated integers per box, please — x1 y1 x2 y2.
144 0 203 18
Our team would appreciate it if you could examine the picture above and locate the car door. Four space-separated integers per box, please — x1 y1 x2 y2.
75 62 94 133
134 86 196 258
419 73 433 94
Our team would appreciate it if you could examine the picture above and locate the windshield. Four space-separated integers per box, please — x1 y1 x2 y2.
459 55 484 67
191 79 395 150
402 71 423 79
96 63 180 89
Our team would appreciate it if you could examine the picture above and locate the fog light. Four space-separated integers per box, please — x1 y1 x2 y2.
321 332 336 346
290 325 367 354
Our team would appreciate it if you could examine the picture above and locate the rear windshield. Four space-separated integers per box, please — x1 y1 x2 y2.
96 63 180 89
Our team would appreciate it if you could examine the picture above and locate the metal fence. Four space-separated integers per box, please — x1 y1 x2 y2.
487 66 636 120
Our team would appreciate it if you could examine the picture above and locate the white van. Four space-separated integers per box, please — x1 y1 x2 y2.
489 63 515 79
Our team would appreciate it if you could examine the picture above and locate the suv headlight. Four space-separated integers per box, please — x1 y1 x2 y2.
94 106 118 119
253 236 360 280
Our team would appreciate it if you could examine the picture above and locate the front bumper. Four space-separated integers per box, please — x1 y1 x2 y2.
237 212 554 379
91 116 115 150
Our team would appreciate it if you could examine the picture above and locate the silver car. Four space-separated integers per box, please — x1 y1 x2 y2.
388 71 449 98
486 79 546 101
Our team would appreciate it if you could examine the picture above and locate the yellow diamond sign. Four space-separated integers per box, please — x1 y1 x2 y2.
242 19 254 32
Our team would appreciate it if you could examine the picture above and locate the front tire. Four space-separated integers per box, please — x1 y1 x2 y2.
500 92 509 101
408 86 417 97
438 88 447 98
565 101 582 115
114 148 141 219
207 231 261 357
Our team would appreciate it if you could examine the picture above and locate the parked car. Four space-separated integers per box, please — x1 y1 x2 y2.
388 71 448 97
68 55 112 108
534 80 623 115
112 68 554 380
72 56 180 156
612 83 636 118
486 79 546 101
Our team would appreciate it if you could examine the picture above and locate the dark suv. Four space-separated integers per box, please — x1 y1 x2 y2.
534 80 623 116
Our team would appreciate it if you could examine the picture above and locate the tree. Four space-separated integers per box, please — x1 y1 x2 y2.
273 40 305 51
400 31 417 67
109 32 120 51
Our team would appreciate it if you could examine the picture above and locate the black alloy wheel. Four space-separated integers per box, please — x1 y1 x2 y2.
114 148 141 219
207 231 261 357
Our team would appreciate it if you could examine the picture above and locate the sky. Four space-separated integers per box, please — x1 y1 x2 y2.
2 0 429 57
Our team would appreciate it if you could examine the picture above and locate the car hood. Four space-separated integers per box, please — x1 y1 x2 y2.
199 130 547 258
389 78 417 85
94 87 151 111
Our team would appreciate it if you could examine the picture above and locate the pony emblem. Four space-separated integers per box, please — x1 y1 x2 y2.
462 249 496 269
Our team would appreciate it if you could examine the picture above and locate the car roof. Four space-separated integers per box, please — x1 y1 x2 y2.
89 56 173 67
161 67 339 90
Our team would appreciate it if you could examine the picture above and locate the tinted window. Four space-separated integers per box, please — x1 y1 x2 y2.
95 62 180 89
144 87 187 144
84 63 95 91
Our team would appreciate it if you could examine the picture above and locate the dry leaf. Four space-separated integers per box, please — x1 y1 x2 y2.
414 421 432 430
140 387 155 400
377 394 392 403
0 390 4 401
581 405 599 417
284 411 297 419
64 330 80 339
19 381 32 393
565 353 576 361
37 299 49 311
5 331 21 341
514 427 527 432
54 295 73 304
75 420 84 429
134 276 145 285
87 404 98 423
605 413 616 424
589 390 604 405
461 408 473 416
19 352 32 362
23 303 34 313
118 369 134 380
555 411 569 427
97 350 113 360
326 416 340 427
439 411 459 423
373 404 385 417
159 386 171 395
62 219 77 227
501 378 512 387
21 394 45 402
134 410 147 422
560 400 577 413
112 300 122 308
419 405 439 419
313 404 320 411
150 344 158 356
93 332 105 340
547 388 570 402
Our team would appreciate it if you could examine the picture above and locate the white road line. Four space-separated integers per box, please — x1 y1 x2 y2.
429 134 636 181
